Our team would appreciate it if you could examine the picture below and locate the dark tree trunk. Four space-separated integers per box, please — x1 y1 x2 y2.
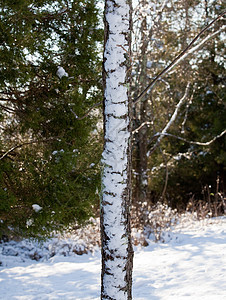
133 0 149 225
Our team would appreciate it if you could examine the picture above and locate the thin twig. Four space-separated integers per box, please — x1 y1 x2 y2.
0 138 57 161
181 93 194 134
158 146 169 201
133 11 225 105
168 26 225 75
132 121 152 134
150 129 226 152
0 104 16 113
156 83 190 142
70 102 102 120
142 82 190 154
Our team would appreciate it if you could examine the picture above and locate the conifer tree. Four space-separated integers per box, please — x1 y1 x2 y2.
0 0 103 238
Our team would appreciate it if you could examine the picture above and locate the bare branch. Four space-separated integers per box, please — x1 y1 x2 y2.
157 83 190 143
154 130 226 147
135 83 190 151
168 26 225 76
0 104 16 113
132 121 152 134
181 93 194 134
133 11 226 105
69 12 225 120
70 102 102 120
0 138 57 161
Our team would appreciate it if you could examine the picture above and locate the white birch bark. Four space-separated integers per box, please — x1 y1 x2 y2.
101 0 133 299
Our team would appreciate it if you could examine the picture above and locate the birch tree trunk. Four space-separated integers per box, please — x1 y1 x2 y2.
101 0 133 299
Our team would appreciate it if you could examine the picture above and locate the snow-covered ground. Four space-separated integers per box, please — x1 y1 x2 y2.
0 216 225 299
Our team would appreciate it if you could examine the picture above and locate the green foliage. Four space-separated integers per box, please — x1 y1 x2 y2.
0 0 103 239
149 44 225 207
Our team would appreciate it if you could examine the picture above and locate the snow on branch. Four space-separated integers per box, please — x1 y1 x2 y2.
56 66 68 79
134 78 225 156
147 82 191 155
132 121 152 134
154 130 226 147
68 13 225 121
181 91 194 134
133 11 226 105
168 26 226 75
158 83 190 141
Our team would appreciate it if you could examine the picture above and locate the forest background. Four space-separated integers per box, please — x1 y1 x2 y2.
0 0 225 240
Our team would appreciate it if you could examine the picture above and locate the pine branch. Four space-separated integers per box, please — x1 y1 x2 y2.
0 138 57 161
133 11 226 105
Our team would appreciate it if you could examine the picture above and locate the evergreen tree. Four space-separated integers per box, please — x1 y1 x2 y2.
0 0 103 238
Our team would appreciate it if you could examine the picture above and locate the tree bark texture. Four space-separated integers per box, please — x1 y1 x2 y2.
101 0 133 299
133 0 149 217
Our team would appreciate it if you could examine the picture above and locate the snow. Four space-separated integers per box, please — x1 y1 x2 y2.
101 0 131 298
32 204 42 213
56 66 68 79
26 219 34 227
146 61 153 68
0 217 225 299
